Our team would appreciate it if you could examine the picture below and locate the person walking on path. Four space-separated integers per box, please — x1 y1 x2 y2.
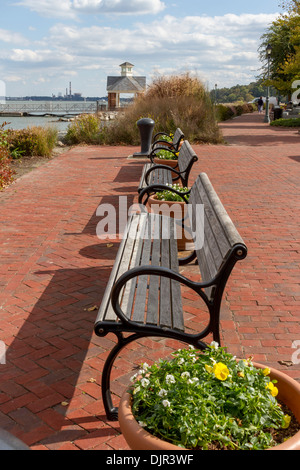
257 97 264 114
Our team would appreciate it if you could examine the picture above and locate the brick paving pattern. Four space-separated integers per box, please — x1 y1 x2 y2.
0 113 299 449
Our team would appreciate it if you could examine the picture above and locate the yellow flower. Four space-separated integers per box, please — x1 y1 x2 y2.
266 382 279 397
238 371 245 378
213 362 229 381
263 367 271 376
205 364 213 374
282 414 291 429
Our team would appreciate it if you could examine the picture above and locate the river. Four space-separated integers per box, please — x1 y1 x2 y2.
0 115 71 134
0 100 102 134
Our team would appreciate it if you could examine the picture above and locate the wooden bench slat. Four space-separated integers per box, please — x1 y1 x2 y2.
131 216 153 323
119 214 149 320
169 220 184 331
95 215 138 323
160 216 173 329
146 215 162 325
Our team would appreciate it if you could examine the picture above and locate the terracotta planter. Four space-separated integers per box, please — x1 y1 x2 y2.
153 158 178 178
119 363 300 451
147 195 193 251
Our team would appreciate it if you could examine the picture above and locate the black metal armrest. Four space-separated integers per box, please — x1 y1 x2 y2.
111 265 214 326
153 131 169 141
149 146 178 163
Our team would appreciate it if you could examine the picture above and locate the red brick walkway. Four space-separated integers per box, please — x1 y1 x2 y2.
0 113 299 450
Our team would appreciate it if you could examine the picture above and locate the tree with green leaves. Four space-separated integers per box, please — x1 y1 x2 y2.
259 1 300 99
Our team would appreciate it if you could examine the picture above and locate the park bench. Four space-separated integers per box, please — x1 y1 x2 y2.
151 127 184 153
138 140 198 193
94 172 248 420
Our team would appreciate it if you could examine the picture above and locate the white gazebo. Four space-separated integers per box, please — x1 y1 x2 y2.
107 62 146 110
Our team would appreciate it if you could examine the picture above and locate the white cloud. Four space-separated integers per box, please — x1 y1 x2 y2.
0 29 29 45
15 0 165 18
2 11 280 95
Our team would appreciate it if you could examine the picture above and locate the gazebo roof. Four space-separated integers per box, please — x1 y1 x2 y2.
119 62 134 67
107 76 146 93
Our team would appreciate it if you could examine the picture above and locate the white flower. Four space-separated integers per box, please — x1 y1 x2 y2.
181 371 190 379
130 373 138 382
142 362 149 370
165 374 175 384
188 377 199 384
138 421 147 428
162 399 171 408
210 341 219 349
133 385 141 394
177 358 184 365
141 378 150 388
158 388 168 397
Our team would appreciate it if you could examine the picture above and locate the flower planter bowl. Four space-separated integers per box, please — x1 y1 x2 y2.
147 195 193 251
118 363 300 451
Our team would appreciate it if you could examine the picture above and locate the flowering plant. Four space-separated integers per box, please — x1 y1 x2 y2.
159 133 173 143
129 343 291 450
155 149 179 160
155 183 190 202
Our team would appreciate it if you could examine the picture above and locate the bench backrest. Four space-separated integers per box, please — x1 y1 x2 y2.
172 128 185 150
177 141 198 186
189 173 247 301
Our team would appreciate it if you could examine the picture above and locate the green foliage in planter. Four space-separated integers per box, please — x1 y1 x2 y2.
155 183 190 202
130 344 291 450
155 149 179 160
270 117 300 127
159 133 173 142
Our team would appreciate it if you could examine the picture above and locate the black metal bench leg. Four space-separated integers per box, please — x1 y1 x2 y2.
101 332 142 421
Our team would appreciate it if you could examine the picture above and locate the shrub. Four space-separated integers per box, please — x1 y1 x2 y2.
0 123 15 189
216 102 257 122
66 73 224 146
7 126 58 157
270 117 300 127
65 114 106 145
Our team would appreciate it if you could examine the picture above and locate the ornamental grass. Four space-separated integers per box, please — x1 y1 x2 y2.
65 73 223 146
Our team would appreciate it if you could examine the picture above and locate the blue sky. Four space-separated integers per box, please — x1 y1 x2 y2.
0 0 281 97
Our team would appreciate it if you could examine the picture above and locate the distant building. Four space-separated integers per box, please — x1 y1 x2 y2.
107 62 146 110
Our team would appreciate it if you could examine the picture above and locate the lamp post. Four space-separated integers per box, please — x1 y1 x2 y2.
264 44 272 123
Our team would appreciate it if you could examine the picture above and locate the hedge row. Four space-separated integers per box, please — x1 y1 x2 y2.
216 103 257 122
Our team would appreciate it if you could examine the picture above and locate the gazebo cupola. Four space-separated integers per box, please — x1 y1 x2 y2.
120 62 134 77
107 62 146 110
